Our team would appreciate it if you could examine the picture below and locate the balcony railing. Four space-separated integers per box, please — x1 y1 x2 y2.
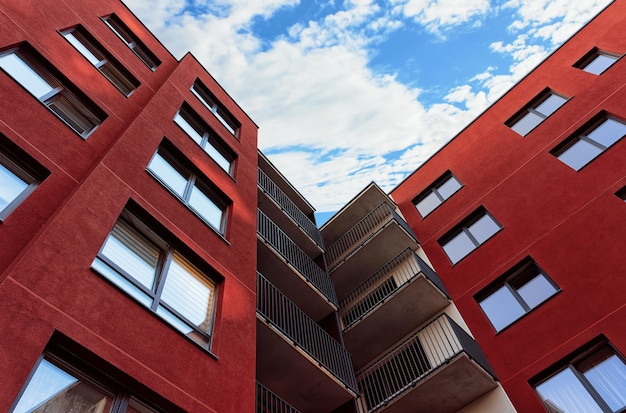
257 273 358 392
356 314 496 413
326 202 418 270
256 381 301 413
258 209 337 305
258 168 324 247
339 249 448 330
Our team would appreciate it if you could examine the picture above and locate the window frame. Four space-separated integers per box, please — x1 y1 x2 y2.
532 339 626 413
174 103 236 176
476 258 560 332
0 44 107 138
575 48 622 75
412 171 463 218
439 208 502 264
506 89 569 136
147 143 230 236
191 79 240 138
101 14 161 71
91 209 221 351
551 114 626 171
60 25 140 96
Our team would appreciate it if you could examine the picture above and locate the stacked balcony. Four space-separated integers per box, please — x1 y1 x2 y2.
256 382 301 413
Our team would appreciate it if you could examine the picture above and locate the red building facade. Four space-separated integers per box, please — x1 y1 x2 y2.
391 1 626 411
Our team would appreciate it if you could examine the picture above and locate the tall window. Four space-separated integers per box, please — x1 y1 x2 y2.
507 90 568 136
534 341 626 413
575 49 621 75
92 212 218 349
191 79 240 137
552 115 626 171
174 104 235 175
0 138 47 220
147 145 229 234
439 208 501 264
477 259 558 332
0 46 106 137
61 26 139 96
413 171 462 217
101 14 160 71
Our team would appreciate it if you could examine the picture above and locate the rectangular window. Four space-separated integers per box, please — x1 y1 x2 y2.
147 145 229 234
439 208 501 264
575 48 621 75
61 26 139 96
507 90 568 136
0 137 47 220
552 115 626 171
191 79 240 137
0 45 107 138
101 14 161 71
174 104 236 175
92 211 219 349
477 258 558 332
533 340 626 413
413 171 462 217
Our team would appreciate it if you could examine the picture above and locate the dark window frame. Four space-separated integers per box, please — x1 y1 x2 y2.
412 171 463 218
574 47 622 75
101 13 161 71
191 79 240 138
506 89 569 136
60 25 140 96
616 186 626 202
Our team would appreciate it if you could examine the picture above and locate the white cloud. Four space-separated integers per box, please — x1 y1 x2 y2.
393 0 490 35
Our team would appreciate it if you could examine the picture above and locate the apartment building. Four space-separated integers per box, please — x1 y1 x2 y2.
391 1 626 412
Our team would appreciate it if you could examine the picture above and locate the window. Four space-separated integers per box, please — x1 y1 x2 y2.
174 104 235 174
0 46 107 137
507 90 568 136
147 145 229 234
616 187 626 202
62 26 139 96
533 341 626 412
439 208 501 264
575 49 620 75
0 138 47 220
477 259 558 332
552 115 626 171
191 79 240 137
413 171 462 217
101 14 160 71
92 211 219 349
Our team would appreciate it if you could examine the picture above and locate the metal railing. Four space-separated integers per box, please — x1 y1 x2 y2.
258 168 325 248
339 249 448 330
258 209 337 305
257 273 358 392
356 314 496 412
256 381 301 413
326 202 418 271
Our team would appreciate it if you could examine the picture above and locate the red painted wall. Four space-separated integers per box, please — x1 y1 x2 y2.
0 0 258 411
392 1 626 411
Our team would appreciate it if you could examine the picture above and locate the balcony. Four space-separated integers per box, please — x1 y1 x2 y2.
325 202 419 299
356 314 497 413
339 249 449 369
257 273 357 412
258 168 324 256
257 381 301 413
257 209 337 319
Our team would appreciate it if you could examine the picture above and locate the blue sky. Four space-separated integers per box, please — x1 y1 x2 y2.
124 0 612 222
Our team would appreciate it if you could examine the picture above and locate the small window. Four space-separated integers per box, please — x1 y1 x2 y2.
439 208 501 264
0 137 48 220
174 104 236 175
477 258 558 332
62 26 139 96
533 341 626 413
507 90 568 136
616 187 626 202
552 115 626 171
92 211 219 349
413 171 462 217
575 49 620 75
101 14 161 71
147 145 229 234
0 46 107 138
191 79 240 137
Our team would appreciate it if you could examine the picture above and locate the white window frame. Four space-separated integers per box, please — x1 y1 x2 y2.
507 90 569 136
440 209 502 264
0 144 43 220
413 172 463 217
191 80 240 137
101 14 160 71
